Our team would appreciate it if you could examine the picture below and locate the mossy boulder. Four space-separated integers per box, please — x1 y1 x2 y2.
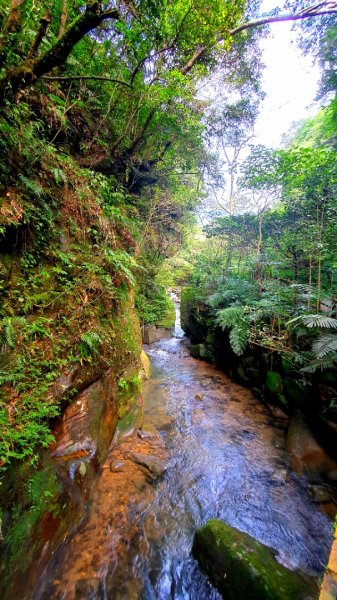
192 519 317 600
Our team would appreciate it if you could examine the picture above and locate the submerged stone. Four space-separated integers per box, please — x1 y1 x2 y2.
192 519 317 600
138 422 159 439
130 452 166 480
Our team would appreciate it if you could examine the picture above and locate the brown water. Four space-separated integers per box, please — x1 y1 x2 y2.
36 333 332 599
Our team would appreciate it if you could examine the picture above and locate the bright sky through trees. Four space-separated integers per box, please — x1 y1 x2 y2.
254 3 320 147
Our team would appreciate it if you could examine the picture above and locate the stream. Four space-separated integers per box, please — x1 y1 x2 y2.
38 305 332 599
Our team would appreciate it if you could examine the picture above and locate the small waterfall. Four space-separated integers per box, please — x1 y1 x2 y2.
169 289 185 339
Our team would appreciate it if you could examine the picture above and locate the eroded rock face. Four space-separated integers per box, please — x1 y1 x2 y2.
51 368 119 467
287 412 337 475
192 519 317 600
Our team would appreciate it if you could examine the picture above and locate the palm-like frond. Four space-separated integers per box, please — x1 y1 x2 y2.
287 314 337 329
312 334 337 358
302 355 337 373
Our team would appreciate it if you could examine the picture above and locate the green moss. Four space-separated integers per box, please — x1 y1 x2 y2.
284 377 308 408
116 370 143 435
266 371 283 394
192 520 317 600
1 462 61 570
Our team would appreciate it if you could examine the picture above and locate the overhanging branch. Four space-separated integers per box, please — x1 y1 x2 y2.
42 75 133 88
230 1 337 36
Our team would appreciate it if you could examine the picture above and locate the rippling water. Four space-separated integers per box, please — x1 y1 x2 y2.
38 324 332 599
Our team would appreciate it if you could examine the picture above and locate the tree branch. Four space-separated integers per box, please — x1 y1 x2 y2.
126 108 157 155
0 1 120 105
181 1 337 76
42 75 133 88
0 0 27 68
230 1 337 36
26 12 51 59
58 0 68 39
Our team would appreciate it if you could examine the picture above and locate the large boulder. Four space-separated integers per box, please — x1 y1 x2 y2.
192 519 316 600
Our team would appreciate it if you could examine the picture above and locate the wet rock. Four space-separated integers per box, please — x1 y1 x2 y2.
195 393 203 401
309 485 332 504
75 577 104 599
142 325 172 344
130 452 166 480
192 519 317 600
138 423 159 439
252 387 263 400
327 470 337 482
50 369 119 464
320 571 337 600
269 406 288 421
269 469 288 485
153 414 175 431
140 350 151 380
189 343 208 359
287 412 337 475
109 460 125 473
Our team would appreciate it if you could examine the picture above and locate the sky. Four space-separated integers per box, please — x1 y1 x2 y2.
254 3 321 147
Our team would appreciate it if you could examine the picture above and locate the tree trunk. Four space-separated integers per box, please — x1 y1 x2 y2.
308 254 312 311
256 215 263 295
0 0 26 68
0 2 119 105
58 0 69 38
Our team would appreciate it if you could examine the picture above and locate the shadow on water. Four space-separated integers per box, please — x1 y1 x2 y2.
38 309 333 599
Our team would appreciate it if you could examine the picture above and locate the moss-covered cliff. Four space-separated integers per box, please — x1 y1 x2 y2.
0 149 147 596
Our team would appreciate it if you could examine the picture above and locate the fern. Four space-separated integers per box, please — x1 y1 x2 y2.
229 323 249 356
216 306 245 328
4 318 15 349
216 307 249 356
302 355 337 373
104 248 137 285
0 317 26 350
18 175 44 198
287 314 337 329
78 331 102 358
312 334 337 358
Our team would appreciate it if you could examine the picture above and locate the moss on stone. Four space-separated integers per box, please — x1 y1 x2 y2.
192 519 317 600
266 371 283 394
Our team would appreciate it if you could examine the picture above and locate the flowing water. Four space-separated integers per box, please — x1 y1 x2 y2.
38 307 333 599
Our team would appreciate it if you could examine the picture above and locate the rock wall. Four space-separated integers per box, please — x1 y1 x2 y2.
181 286 337 466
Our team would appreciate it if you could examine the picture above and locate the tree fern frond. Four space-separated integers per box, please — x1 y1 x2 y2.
287 314 337 329
302 354 337 373
312 334 337 358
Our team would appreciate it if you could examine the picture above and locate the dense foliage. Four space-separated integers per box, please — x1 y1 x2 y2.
0 0 336 471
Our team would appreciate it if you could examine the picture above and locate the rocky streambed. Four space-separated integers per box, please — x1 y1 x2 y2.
26 326 334 599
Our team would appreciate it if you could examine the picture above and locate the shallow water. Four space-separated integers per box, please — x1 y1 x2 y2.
38 323 332 599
